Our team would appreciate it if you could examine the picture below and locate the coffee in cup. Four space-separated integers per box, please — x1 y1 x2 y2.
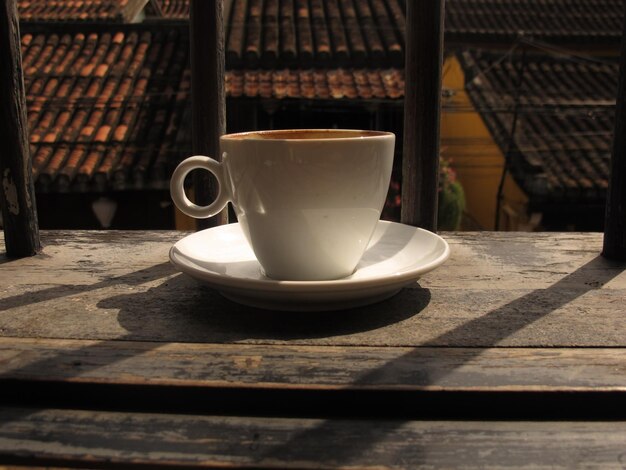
170 129 395 281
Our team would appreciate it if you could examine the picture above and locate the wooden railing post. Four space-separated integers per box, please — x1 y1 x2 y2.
401 0 445 231
190 0 228 229
603 5 626 260
0 0 40 257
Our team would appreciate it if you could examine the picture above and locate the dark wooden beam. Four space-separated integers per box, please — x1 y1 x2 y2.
0 0 40 257
603 5 626 260
401 0 445 231
190 0 228 229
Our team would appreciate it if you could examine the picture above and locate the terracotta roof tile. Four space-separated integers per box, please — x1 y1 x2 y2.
18 0 148 23
225 0 397 68
24 1 621 195
24 27 190 193
446 0 623 43
152 0 190 19
224 68 404 100
459 48 617 204
223 0 623 69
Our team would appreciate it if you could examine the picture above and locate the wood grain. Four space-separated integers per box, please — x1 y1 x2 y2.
401 0 445 231
1 337 626 391
0 0 40 257
1 407 626 469
0 231 624 347
0 230 625 466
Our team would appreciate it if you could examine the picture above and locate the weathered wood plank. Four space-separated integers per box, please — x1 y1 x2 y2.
1 407 626 469
0 231 624 347
1 338 626 391
401 0 445 230
1 231 622 289
0 0 40 257
3 284 624 347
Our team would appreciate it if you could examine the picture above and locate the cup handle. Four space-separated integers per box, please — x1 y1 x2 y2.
170 155 230 219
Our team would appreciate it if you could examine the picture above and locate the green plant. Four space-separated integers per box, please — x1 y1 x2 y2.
437 156 466 230
383 156 465 230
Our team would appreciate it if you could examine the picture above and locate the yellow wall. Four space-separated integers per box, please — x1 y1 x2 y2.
440 55 530 230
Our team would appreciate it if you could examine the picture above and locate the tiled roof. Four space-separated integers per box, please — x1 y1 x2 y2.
22 1 623 196
225 0 623 69
24 1 619 61
227 0 405 68
154 0 189 19
18 0 149 23
23 27 190 193
23 23 401 194
226 68 404 99
459 48 617 204
446 0 623 43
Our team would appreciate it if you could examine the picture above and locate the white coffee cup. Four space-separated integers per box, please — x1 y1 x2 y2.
170 129 395 281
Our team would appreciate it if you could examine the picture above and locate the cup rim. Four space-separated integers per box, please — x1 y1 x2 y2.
220 129 394 141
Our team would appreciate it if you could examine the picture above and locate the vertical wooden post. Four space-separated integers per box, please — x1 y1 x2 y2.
190 0 228 229
401 0 445 231
0 0 40 257
603 6 626 260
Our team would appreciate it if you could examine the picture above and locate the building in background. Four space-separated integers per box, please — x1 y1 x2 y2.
17 1 190 228
18 0 150 23
441 0 623 230
15 0 624 230
457 49 617 231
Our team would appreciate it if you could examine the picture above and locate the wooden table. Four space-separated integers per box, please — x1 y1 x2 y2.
1 230 626 469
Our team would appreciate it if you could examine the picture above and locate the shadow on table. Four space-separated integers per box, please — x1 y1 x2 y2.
0 260 431 465
106 273 430 341
1 255 625 467
260 255 626 465
0 262 173 312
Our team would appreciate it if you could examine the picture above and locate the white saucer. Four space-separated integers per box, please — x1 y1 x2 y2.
169 221 450 311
